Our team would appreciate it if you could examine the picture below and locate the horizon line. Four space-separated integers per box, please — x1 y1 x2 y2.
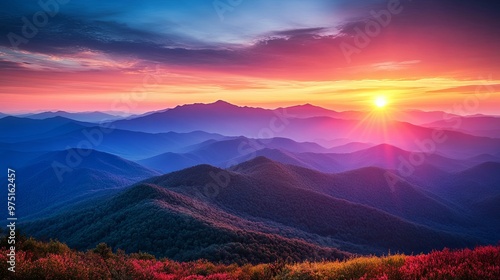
2 99 499 117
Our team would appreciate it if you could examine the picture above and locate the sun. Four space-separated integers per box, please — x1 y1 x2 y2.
374 96 387 108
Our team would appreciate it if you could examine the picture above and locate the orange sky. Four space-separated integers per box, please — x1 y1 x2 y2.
1 63 498 115
1 0 499 115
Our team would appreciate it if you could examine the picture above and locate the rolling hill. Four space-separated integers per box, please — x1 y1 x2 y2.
23 157 480 263
23 183 347 264
228 157 470 228
4 149 159 220
138 137 330 172
430 162 500 205
1 120 225 160
0 150 47 171
138 140 494 179
0 116 94 141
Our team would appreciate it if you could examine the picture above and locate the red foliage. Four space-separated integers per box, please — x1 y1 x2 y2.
398 246 500 279
0 244 499 279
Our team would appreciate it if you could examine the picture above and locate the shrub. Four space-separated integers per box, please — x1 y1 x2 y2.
0 236 499 279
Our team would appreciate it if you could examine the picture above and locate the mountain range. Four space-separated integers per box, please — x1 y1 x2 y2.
108 101 500 158
19 111 123 123
1 101 498 264
23 157 483 263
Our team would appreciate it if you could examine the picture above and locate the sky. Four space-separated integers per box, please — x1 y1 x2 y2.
0 0 499 114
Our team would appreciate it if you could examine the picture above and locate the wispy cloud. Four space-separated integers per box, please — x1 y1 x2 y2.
371 61 421 71
0 0 499 113
427 85 500 94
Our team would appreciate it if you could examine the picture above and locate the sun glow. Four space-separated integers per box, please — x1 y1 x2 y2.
374 96 387 108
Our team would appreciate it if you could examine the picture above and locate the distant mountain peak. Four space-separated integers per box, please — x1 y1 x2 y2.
212 100 233 106
170 100 239 111
195 100 237 108
296 103 322 108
